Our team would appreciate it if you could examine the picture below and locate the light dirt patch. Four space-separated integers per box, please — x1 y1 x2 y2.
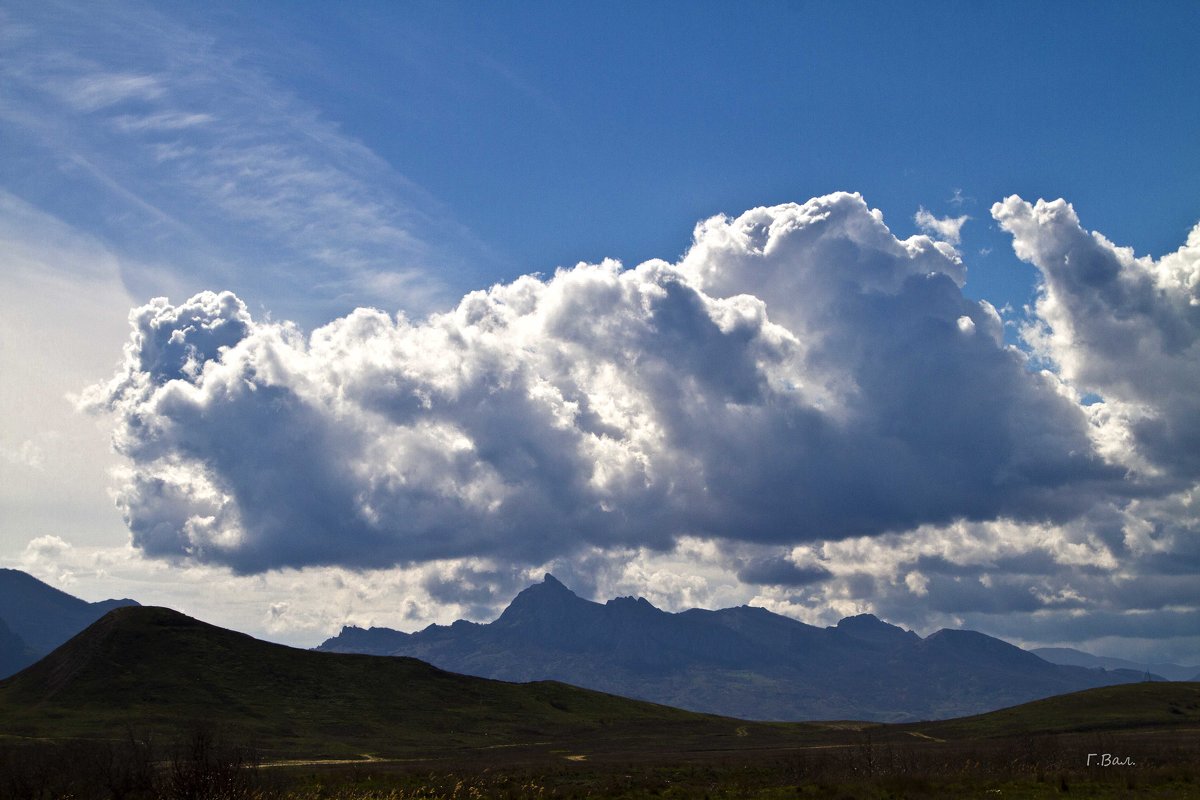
262 753 390 768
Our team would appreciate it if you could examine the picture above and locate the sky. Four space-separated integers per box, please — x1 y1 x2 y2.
2 0 1199 665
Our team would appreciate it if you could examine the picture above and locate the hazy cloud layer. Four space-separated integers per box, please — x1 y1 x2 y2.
90 193 1130 574
774 491 1196 608
0 193 134 551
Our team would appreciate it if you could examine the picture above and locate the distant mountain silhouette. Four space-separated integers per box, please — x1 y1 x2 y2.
1031 646 1195 682
318 574 1147 722
0 617 39 677
0 568 139 678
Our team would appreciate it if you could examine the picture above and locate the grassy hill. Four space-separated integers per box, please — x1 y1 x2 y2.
916 680 1200 739
0 606 812 758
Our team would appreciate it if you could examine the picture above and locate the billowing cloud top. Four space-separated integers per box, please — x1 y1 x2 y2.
88 193 1148 574
994 196 1200 481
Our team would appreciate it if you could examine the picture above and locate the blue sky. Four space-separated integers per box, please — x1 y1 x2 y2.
2 1 1200 660
5 1 1198 321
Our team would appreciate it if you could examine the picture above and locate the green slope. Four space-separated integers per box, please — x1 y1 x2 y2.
0 606 801 758
915 680 1200 739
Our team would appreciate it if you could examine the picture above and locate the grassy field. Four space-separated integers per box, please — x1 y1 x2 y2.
1 606 1198 798
4 724 1198 799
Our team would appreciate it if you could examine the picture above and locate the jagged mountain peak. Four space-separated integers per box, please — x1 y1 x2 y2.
541 572 567 588
531 572 581 596
494 572 590 625
517 572 580 600
605 595 659 611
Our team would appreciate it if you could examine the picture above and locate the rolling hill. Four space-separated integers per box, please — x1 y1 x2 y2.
0 605 806 758
918 680 1200 739
318 574 1147 722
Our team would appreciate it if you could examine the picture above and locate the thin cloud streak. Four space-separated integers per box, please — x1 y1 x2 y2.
0 2 489 325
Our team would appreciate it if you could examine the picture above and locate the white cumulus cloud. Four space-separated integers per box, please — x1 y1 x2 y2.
914 207 969 245
994 196 1200 481
87 193 1125 575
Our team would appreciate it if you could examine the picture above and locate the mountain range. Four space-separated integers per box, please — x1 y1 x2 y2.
1031 646 1200 682
318 574 1150 722
0 568 138 678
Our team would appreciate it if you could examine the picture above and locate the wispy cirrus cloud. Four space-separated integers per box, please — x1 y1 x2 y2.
58 72 166 111
111 111 215 133
0 2 489 326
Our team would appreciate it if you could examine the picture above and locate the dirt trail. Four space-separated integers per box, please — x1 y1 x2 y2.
261 753 393 768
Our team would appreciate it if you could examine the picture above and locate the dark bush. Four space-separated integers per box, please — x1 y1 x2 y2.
0 725 271 800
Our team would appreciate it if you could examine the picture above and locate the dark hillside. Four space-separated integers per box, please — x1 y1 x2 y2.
0 606 802 758
917 680 1200 739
